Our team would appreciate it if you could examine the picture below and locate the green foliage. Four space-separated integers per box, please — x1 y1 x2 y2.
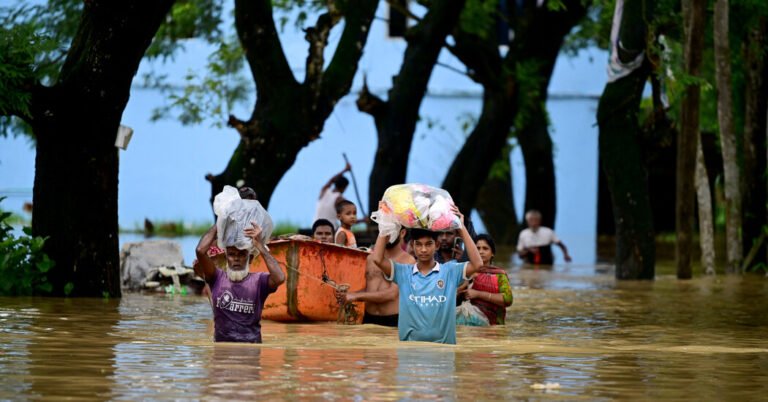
148 35 251 127
273 221 300 236
459 0 499 40
121 220 213 237
146 0 225 60
273 0 324 31
0 197 56 296
0 0 83 137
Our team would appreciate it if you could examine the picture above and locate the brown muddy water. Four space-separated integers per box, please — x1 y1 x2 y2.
1 266 767 401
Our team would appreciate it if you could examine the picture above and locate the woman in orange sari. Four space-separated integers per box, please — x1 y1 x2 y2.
459 234 513 325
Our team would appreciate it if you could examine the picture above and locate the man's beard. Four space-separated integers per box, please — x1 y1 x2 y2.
227 267 249 282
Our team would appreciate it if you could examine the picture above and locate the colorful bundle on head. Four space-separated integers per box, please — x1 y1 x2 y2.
373 184 461 236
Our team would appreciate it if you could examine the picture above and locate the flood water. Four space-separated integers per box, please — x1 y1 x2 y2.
1 266 766 401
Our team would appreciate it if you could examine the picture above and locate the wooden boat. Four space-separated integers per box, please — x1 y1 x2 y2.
250 239 368 323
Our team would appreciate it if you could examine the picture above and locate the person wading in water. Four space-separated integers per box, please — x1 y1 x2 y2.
195 222 285 343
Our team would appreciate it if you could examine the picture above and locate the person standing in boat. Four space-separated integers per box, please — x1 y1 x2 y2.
338 228 415 327
314 163 351 226
195 222 285 343
517 210 572 265
371 204 483 344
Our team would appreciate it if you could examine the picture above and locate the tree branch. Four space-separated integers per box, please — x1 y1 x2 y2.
356 75 387 119
320 0 379 103
304 6 343 102
234 0 298 101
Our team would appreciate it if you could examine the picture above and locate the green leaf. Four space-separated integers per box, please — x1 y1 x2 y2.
37 282 52 293
63 282 74 296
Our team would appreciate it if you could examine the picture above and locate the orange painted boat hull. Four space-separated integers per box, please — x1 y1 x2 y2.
250 239 368 323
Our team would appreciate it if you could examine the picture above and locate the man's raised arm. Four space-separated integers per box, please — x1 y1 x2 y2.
371 233 394 279
195 225 218 283
246 222 285 290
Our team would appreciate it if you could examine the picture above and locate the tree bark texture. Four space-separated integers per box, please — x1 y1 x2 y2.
358 0 466 215
741 17 767 267
695 141 716 275
475 150 519 245
28 0 175 296
597 0 655 279
442 0 587 229
714 0 743 272
209 0 379 208
676 0 706 279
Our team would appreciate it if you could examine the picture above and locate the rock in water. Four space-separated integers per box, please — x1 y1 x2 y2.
120 240 185 291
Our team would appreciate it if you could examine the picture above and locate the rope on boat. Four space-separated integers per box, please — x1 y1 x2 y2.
273 251 359 325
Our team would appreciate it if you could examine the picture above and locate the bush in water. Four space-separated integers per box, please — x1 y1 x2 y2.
0 197 57 296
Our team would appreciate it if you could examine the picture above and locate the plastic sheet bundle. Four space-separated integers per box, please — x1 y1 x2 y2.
213 185 273 255
455 300 490 326
370 184 461 242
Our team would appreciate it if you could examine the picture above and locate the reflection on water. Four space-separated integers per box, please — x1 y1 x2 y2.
1 268 767 400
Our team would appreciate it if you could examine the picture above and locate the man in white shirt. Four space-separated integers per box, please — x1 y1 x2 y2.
517 210 572 265
314 163 350 225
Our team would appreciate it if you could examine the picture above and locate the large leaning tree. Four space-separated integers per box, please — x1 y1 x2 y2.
357 0 466 215
442 0 588 244
207 0 379 207
596 0 655 279
0 0 175 296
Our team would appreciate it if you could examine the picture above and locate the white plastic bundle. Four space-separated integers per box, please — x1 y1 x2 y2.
455 300 490 326
370 184 462 242
213 186 273 255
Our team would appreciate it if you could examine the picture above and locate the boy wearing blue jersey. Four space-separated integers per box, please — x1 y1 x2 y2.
371 203 483 344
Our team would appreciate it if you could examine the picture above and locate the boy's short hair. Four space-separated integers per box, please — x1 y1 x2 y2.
312 219 334 233
335 199 355 214
409 228 438 242
333 176 349 190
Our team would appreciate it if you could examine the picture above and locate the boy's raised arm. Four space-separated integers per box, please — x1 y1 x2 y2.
452 207 483 277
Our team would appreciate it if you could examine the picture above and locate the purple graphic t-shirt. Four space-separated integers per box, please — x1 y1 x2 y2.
209 268 274 343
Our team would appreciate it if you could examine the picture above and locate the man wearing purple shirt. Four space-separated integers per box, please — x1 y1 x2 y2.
195 221 285 343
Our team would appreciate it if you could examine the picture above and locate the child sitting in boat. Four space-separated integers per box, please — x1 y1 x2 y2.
335 200 358 248
312 219 335 243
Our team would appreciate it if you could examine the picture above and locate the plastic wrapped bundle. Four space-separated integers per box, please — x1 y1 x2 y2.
456 300 490 326
213 185 273 255
370 184 461 242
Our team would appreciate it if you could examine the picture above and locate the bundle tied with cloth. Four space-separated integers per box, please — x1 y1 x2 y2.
371 183 462 242
213 185 273 256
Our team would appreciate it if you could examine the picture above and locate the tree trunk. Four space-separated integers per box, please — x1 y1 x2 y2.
210 0 379 208
442 0 586 229
358 0 467 214
443 90 514 210
676 0 706 279
695 141 716 275
29 0 175 297
475 150 519 245
597 0 655 280
741 17 767 268
517 106 556 227
714 0 743 273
